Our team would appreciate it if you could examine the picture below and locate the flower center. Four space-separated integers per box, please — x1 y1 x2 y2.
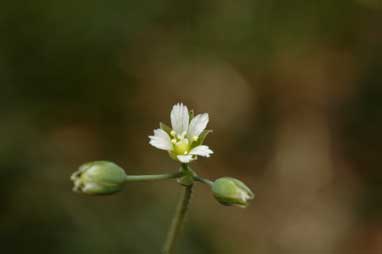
171 131 191 155
174 139 190 155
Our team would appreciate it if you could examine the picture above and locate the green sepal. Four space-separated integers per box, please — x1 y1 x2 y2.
199 130 212 144
168 151 178 161
192 130 212 147
189 110 194 121
160 122 172 135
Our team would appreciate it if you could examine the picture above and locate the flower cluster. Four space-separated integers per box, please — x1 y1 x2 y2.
70 102 255 254
71 103 254 208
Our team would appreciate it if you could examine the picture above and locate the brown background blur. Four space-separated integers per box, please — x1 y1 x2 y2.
1 0 381 253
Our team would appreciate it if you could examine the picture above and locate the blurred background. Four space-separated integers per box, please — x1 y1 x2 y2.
1 0 381 253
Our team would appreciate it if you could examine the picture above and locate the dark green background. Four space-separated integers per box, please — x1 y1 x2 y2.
1 1 381 253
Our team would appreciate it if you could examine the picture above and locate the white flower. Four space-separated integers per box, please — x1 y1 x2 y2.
149 103 213 163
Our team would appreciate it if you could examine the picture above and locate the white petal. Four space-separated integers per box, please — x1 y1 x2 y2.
170 103 189 135
149 129 173 151
189 145 213 157
188 113 209 138
177 155 194 163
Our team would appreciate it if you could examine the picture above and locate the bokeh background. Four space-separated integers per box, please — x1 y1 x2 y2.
1 0 382 253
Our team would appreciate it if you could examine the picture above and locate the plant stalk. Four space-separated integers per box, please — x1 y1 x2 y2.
125 172 183 182
162 183 193 254
193 176 213 186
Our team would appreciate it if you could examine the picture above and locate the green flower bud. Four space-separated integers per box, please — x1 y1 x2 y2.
212 177 254 208
71 161 127 195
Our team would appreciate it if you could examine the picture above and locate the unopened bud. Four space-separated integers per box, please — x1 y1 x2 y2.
212 177 254 208
71 161 127 195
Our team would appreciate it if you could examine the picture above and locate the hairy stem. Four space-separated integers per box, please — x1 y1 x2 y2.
162 184 193 254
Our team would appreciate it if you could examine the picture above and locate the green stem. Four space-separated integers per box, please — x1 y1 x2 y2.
162 184 193 254
193 176 213 186
125 172 183 182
